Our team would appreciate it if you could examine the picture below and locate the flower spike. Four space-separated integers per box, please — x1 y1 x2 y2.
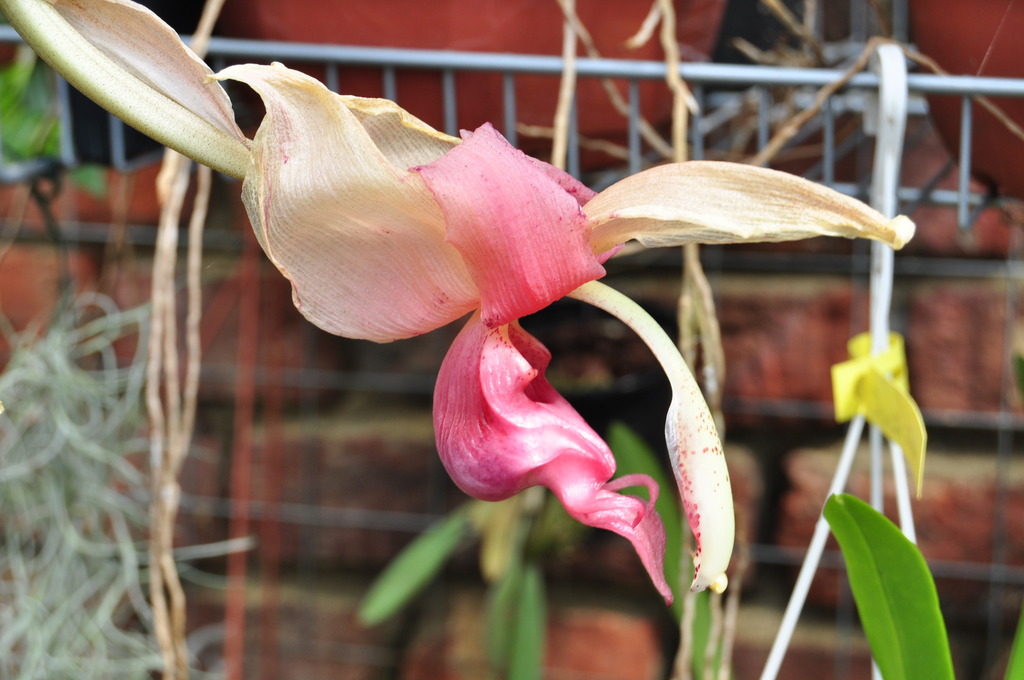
570 280 734 592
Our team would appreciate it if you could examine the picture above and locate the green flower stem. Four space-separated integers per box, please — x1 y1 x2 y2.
569 280 703 407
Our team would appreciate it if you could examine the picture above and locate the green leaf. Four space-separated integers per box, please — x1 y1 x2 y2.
1007 598 1024 680
0 56 61 160
824 494 954 680
486 560 547 680
607 421 683 621
358 509 469 626
509 563 546 680
486 560 519 669
70 165 108 198
1015 356 1024 406
688 589 718 678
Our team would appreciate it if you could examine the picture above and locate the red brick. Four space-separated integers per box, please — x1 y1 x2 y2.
176 431 231 548
71 165 166 226
906 279 1022 413
730 604 873 680
401 588 665 680
195 257 356 403
73 165 244 228
545 605 663 680
186 574 401 680
0 164 243 236
597 272 861 424
904 204 1012 260
898 121 1013 259
242 402 441 570
718 275 855 417
0 243 101 333
102 247 356 405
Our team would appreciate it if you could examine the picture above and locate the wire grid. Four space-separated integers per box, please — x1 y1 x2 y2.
1 13 1024 679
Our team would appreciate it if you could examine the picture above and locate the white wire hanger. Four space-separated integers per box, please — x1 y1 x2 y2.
759 42 919 680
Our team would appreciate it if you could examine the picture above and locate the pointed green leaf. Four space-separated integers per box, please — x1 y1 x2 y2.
690 589 727 679
486 560 520 669
486 560 547 680
824 494 954 680
1014 355 1024 405
358 509 469 626
509 562 546 680
1007 599 1024 680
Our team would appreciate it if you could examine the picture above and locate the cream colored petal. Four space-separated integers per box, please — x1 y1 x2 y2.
586 161 915 252
219 63 479 342
0 0 249 178
665 394 734 593
339 95 459 169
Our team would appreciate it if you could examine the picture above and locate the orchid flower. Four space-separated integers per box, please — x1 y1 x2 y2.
0 0 915 603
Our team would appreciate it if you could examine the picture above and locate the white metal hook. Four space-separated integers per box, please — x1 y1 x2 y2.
868 44 917 543
868 43 907 350
759 43 912 680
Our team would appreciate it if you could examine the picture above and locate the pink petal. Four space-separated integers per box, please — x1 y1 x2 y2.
218 64 480 342
415 124 608 328
523 155 598 206
434 313 672 603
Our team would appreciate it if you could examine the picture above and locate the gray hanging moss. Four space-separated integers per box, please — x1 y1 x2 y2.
0 294 162 679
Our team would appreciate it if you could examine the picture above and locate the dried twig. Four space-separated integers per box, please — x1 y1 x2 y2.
759 0 825 65
731 36 815 68
145 1 224 678
560 1 675 159
748 36 1024 170
552 0 578 171
703 592 724 680
651 1 729 678
625 0 663 50
516 123 631 160
747 36 887 167
716 533 750 680
863 0 893 38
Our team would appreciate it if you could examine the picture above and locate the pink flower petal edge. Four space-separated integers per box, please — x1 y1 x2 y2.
434 313 672 603
416 124 608 328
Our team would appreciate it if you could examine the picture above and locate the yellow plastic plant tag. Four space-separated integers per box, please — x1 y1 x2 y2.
831 332 927 495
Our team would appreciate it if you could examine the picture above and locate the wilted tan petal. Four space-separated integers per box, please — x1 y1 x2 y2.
586 161 915 252
340 95 459 169
218 63 479 342
0 0 249 177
